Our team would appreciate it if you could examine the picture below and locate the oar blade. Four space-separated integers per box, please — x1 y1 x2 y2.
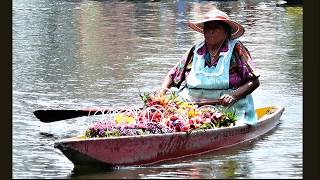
33 110 89 123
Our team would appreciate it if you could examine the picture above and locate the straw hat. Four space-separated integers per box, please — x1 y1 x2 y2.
187 8 245 39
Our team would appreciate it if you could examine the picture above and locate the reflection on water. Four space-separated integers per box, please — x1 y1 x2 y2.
13 0 302 178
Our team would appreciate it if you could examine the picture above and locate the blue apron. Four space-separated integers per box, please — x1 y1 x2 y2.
179 40 257 125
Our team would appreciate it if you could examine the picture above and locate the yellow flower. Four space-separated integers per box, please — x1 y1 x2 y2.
115 114 126 124
188 109 198 119
179 102 194 108
125 115 135 124
115 113 135 125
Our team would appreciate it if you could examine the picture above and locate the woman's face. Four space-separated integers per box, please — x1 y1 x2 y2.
203 21 228 46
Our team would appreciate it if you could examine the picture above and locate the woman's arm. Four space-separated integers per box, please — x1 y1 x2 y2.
220 41 260 106
192 77 259 106
220 77 260 106
231 77 260 100
160 46 195 94
161 74 173 94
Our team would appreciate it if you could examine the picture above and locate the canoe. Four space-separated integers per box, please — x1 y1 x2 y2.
54 106 285 167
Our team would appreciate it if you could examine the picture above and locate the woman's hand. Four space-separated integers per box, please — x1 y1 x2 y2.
194 77 260 107
159 88 168 96
219 94 237 106
219 77 260 107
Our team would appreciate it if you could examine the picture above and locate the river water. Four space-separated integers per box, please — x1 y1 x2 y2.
12 0 302 179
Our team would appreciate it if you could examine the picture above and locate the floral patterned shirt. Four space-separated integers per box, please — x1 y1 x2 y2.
168 40 259 89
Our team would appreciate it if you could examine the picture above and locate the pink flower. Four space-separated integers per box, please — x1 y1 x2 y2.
205 118 211 123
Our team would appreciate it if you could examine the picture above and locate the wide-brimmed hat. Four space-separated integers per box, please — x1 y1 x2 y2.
187 8 245 39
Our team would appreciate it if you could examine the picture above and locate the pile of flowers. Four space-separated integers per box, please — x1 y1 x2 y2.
84 121 174 138
82 90 238 138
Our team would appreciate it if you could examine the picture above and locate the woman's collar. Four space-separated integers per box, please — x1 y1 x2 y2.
197 39 229 56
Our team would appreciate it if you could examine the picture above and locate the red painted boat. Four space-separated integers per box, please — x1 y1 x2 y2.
54 106 284 167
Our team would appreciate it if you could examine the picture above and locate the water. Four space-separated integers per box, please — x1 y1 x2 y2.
12 0 302 179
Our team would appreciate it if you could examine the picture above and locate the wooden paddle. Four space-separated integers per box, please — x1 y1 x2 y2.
33 108 143 123
34 99 221 123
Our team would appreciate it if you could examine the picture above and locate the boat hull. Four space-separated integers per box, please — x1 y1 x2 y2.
54 106 285 167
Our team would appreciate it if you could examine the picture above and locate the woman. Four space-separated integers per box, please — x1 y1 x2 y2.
161 8 260 125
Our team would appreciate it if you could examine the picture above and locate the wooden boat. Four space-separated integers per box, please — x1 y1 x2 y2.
54 106 284 167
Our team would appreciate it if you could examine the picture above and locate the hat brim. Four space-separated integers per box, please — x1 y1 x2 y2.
187 19 245 39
